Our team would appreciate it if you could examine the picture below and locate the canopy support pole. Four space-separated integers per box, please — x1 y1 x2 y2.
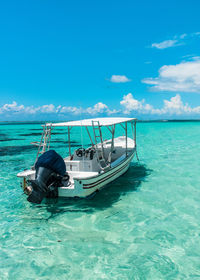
120 123 125 130
86 126 94 146
125 122 128 157
106 126 112 133
68 126 71 157
134 120 136 147
108 125 115 164
134 120 139 161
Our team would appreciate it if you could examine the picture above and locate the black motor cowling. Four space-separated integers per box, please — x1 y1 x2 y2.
27 150 67 204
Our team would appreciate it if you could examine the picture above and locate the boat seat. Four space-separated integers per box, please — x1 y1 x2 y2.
110 154 126 168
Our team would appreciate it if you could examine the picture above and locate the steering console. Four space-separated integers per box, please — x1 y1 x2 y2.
76 148 85 157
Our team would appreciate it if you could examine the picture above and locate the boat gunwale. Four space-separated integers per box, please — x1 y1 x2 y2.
82 155 134 189
72 149 135 181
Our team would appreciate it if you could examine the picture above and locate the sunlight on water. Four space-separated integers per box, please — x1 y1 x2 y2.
0 122 200 279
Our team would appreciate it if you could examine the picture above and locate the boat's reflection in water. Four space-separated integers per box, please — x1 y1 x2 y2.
37 163 152 219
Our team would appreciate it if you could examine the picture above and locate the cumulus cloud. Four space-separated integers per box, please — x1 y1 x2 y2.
154 94 193 115
2 101 24 112
2 94 200 119
120 93 200 116
120 93 153 114
86 102 108 115
0 101 118 118
40 104 55 113
142 58 200 93
24 106 38 114
120 93 144 113
58 102 116 116
85 102 119 115
110 75 131 83
59 106 82 115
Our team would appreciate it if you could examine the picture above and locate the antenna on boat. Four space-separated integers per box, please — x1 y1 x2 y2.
134 120 139 161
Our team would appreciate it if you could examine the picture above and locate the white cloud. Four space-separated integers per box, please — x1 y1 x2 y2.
106 108 119 115
2 101 24 112
142 59 200 93
154 94 192 115
0 101 118 118
119 93 200 116
40 104 55 113
24 106 38 114
120 93 143 114
59 102 115 116
2 94 200 119
110 75 131 83
0 102 56 115
180 33 187 39
151 39 179 49
86 102 108 115
151 32 200 50
59 106 81 115
192 32 200 37
85 102 119 115
120 93 153 114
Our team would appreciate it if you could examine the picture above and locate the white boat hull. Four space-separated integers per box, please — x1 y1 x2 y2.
58 150 135 198
17 134 136 200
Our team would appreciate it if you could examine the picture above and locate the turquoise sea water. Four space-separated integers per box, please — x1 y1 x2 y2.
1 121 200 279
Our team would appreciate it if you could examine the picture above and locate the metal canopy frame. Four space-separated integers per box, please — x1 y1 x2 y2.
44 117 136 127
65 120 137 164
34 119 137 169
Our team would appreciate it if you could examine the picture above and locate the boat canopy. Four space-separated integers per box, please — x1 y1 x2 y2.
45 117 136 127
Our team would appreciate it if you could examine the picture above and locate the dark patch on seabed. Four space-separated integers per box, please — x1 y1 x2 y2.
20 132 67 136
29 128 66 131
0 138 25 142
49 139 66 143
51 132 67 135
20 133 42 136
37 163 152 219
50 140 78 144
0 157 24 163
0 145 37 156
50 143 80 149
0 133 8 138
0 143 84 156
0 121 45 125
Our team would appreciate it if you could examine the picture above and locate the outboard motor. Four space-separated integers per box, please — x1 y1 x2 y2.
26 150 67 204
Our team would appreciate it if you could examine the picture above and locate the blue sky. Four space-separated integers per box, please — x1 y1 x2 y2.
1 0 200 120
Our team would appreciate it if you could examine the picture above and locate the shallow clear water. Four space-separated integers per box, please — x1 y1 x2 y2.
1 121 200 279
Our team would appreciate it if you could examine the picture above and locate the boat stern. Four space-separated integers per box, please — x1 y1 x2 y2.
17 169 36 191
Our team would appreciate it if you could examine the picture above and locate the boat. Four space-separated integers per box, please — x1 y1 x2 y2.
17 117 137 203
